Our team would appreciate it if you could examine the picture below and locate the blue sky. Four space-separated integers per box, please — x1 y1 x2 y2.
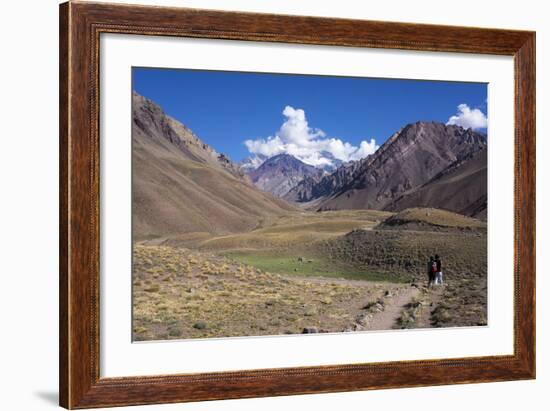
133 67 487 167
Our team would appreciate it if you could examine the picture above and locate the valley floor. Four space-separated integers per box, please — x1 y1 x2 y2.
133 208 487 341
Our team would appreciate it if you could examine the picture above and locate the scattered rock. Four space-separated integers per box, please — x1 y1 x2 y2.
355 314 370 326
364 299 385 312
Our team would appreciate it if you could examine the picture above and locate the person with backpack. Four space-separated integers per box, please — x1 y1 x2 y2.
434 254 443 285
427 256 436 287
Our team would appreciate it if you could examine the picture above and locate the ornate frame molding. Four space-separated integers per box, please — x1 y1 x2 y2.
59 2 535 408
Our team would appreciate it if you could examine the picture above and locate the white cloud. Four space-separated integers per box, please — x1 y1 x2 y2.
446 104 488 130
244 106 378 168
349 139 379 161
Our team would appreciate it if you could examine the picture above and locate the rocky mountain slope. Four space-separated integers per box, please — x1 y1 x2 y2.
387 147 487 218
287 122 487 217
284 157 365 202
247 154 324 197
132 92 296 239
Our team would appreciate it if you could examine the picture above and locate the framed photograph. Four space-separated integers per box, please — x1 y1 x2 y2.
59 1 535 408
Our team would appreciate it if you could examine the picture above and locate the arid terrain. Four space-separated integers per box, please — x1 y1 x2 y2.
133 207 487 340
131 92 488 341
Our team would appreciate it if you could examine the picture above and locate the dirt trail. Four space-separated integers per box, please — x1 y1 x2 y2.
366 286 420 330
140 238 167 246
415 285 444 328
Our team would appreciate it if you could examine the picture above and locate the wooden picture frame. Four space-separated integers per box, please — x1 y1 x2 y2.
59 1 535 408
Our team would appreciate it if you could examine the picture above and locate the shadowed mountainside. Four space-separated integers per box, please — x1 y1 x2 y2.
386 148 487 219
248 153 324 197
283 159 364 203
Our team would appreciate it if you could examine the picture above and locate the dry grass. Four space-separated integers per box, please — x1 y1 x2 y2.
431 277 488 327
132 244 402 341
319 220 487 328
379 207 486 230
395 297 424 329
320 228 486 279
133 207 487 340
196 210 391 251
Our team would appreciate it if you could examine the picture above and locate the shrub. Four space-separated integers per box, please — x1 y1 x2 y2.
168 327 182 337
193 321 207 330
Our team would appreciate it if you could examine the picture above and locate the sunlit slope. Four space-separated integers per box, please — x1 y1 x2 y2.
132 93 296 239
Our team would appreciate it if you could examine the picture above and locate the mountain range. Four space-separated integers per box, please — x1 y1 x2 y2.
133 92 488 237
281 122 487 217
247 154 325 197
302 122 487 216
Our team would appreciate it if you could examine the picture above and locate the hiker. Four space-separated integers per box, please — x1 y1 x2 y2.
434 254 443 285
427 256 436 287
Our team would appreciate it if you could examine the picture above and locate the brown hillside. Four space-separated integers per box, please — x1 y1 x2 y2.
378 207 486 231
132 92 296 240
312 122 486 214
386 148 487 218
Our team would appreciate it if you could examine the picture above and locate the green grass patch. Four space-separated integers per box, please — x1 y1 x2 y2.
225 251 409 283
